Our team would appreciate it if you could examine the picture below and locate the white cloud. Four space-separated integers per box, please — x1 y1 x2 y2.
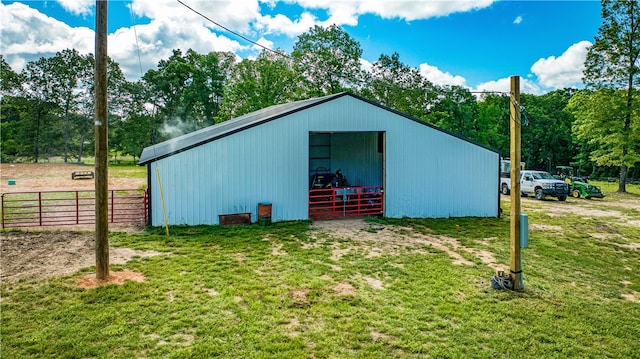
256 12 319 37
530 41 591 89
56 0 93 16
418 63 467 87
358 0 497 21
126 0 498 47
0 2 94 70
131 0 261 34
287 0 497 22
255 0 497 37
474 77 543 96
513 15 522 24
109 19 246 79
252 37 274 51
0 1 248 80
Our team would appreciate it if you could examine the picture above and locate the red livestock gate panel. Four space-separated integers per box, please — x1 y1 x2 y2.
309 186 383 220
1 189 147 228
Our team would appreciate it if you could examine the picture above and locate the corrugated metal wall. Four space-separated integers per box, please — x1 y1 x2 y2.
149 95 499 225
331 132 383 187
150 117 309 225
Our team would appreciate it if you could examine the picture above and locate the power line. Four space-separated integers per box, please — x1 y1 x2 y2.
174 0 415 92
129 1 144 77
175 0 508 101
176 0 289 61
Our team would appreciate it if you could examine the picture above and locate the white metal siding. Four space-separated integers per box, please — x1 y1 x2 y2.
149 95 499 225
385 121 498 218
151 117 309 225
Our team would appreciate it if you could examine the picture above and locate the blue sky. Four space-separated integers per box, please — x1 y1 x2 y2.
1 0 602 94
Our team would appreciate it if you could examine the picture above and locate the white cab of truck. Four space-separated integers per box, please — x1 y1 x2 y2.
519 170 570 201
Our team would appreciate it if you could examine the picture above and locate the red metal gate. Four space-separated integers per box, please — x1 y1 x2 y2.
309 186 383 220
1 189 147 228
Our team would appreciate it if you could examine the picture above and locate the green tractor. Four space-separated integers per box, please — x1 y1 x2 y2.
555 166 605 199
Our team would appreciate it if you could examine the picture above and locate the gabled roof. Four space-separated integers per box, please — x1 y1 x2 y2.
139 92 498 165
139 93 347 164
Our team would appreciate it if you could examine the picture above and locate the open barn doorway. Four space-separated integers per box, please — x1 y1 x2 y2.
308 131 385 219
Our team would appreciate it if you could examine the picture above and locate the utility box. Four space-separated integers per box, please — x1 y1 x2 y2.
520 213 529 248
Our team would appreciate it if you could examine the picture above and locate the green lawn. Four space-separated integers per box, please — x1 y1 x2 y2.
108 163 147 179
1 190 639 358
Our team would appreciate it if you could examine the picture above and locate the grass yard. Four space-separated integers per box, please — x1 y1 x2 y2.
1 185 639 358
108 164 147 180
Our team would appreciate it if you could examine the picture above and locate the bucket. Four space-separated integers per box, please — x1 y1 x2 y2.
258 203 272 225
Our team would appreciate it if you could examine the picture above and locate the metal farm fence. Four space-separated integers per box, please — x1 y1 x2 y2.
1 189 147 228
309 186 383 220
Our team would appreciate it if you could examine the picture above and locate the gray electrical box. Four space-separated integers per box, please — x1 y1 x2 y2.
520 213 529 248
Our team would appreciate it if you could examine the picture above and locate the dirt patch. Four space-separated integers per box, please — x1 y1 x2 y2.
621 292 639 303
614 242 640 250
518 195 639 227
371 331 392 342
1 231 163 282
364 276 384 290
530 224 563 231
271 243 287 256
291 289 310 307
282 317 301 337
1 163 145 193
76 269 145 288
311 218 497 269
334 281 356 296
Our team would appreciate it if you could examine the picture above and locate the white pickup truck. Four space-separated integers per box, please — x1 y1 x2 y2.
501 169 570 201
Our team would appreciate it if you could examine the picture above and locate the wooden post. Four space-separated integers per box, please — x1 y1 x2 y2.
95 0 109 280
509 76 523 291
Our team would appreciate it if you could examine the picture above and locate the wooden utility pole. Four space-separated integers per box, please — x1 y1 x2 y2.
509 76 523 291
95 0 109 280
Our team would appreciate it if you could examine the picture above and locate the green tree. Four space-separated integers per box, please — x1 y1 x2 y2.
568 88 640 180
360 52 437 121
18 56 65 162
583 0 640 191
0 55 23 94
218 50 302 121
292 25 364 97
520 90 575 171
429 86 479 139
47 49 93 162
0 57 25 161
143 49 234 137
112 80 164 159
476 93 510 155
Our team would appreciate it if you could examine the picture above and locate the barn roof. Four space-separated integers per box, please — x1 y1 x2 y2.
139 93 345 165
139 92 497 165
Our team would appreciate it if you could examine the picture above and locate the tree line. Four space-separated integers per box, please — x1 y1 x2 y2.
1 10 639 191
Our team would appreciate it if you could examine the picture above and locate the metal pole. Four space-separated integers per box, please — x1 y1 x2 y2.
509 76 523 291
95 0 109 280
